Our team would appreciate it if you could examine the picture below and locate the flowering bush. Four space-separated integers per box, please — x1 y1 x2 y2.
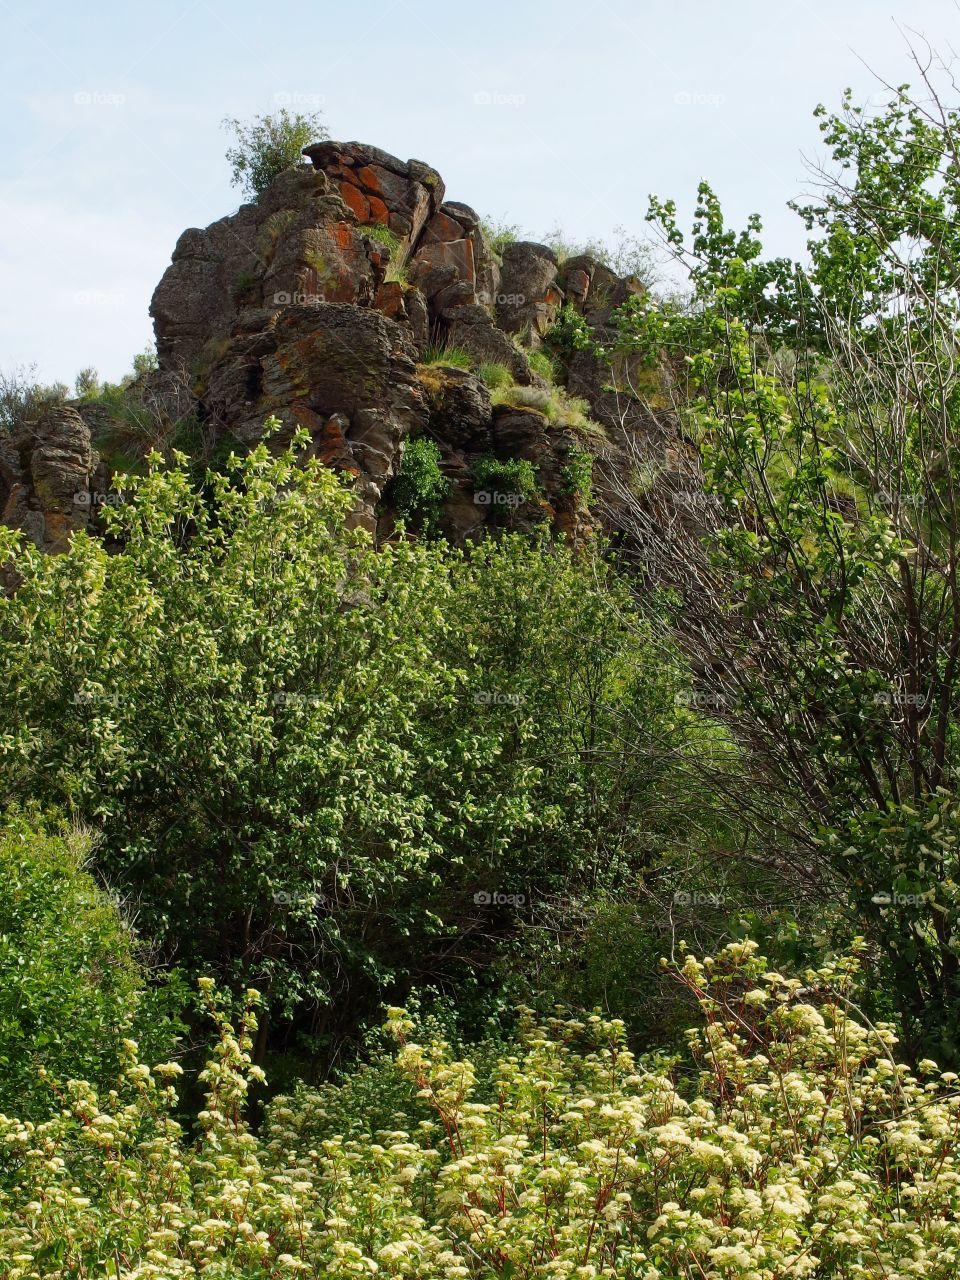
3 942 960 1278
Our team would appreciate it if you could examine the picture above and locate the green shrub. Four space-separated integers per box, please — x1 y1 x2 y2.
480 215 521 260
544 304 597 359
71 345 192 468
0 367 67 434
361 223 396 250
231 267 259 304
471 452 540 502
476 361 512 390
73 368 100 400
223 109 327 200
0 817 179 1121
559 444 594 504
0 431 691 1054
390 435 450 529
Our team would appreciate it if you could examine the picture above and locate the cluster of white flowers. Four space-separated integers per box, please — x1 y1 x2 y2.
2 942 959 1277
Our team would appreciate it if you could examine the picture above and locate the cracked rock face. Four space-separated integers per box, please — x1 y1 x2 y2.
0 407 96 554
497 241 564 342
6 140 665 556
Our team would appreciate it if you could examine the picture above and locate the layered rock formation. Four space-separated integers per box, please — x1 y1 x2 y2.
6 140 667 551
0 407 97 554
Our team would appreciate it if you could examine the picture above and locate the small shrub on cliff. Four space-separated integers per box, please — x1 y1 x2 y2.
421 343 472 369
391 435 449 530
471 453 540 503
362 224 400 253
0 366 67 434
479 215 520 260
491 382 596 434
527 349 556 383
491 383 553 416
544 304 597 360
559 443 594 504
363 224 409 283
222 109 327 199
73 367 100 400
540 224 658 287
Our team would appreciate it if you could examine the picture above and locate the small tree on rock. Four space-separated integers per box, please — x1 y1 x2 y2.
222 108 328 199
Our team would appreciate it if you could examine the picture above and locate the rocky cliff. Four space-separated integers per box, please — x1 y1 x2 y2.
3 140 669 552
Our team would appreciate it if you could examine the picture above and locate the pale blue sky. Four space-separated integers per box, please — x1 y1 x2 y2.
0 0 955 383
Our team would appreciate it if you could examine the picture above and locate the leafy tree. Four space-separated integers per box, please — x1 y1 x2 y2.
605 56 960 1062
222 109 328 199
0 428 693 1059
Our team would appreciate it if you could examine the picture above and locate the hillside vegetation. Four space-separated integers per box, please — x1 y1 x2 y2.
3 60 960 1279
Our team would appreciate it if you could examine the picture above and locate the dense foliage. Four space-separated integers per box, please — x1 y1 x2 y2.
8 61 960 1277
0 820 179 1122
577 65 960 1064
0 429 704 1062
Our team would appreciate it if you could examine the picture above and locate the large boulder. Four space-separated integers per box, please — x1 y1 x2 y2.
144 139 659 549
302 141 444 245
416 365 492 451
497 242 563 343
149 166 381 376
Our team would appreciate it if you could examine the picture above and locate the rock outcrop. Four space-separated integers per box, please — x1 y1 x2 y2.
0 407 97 554
5 139 669 554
